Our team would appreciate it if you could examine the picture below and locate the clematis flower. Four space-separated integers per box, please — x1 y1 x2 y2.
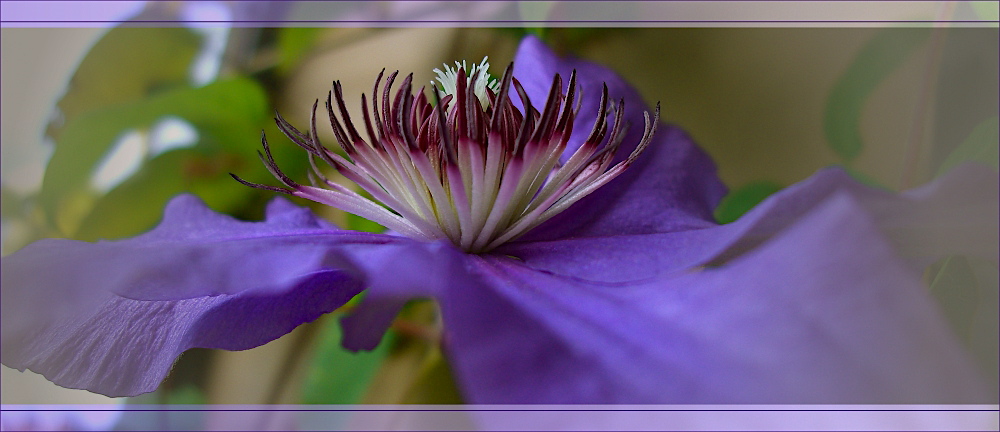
2 36 996 404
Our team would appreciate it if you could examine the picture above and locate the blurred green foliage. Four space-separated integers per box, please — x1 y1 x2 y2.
301 317 394 404
713 181 783 224
824 28 931 163
929 256 1000 390
45 77 271 240
937 116 999 175
47 27 201 142
1 186 23 220
841 166 889 190
17 27 326 243
397 352 464 404
162 384 210 405
276 28 323 76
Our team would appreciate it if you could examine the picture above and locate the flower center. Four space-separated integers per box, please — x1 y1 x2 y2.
233 60 659 253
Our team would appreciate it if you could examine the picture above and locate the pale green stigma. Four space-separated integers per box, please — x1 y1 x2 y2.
432 57 501 108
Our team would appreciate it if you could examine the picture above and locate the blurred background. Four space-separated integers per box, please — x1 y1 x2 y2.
1 0 997 424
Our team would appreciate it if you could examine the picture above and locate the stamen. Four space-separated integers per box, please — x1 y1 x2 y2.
235 61 659 253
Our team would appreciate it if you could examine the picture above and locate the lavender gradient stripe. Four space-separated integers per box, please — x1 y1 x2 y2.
1 1 995 28
2 405 998 431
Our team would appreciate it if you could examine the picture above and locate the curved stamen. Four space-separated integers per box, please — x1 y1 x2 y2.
235 59 659 253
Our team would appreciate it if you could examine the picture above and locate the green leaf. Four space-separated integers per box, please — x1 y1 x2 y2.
301 315 394 404
937 116 999 176
73 147 255 241
48 27 202 141
38 77 269 236
824 28 931 162
714 181 783 224
162 383 208 405
73 149 186 241
400 352 464 404
928 256 999 388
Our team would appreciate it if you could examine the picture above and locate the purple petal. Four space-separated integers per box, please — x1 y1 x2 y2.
339 297 408 352
2 270 361 397
1 195 402 396
501 164 998 283
444 192 991 403
2 194 395 303
512 35 728 240
337 240 469 351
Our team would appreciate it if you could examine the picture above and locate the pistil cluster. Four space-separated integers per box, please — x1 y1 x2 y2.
234 59 659 253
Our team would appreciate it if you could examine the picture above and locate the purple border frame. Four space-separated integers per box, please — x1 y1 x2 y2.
0 0 997 430
2 404 999 431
